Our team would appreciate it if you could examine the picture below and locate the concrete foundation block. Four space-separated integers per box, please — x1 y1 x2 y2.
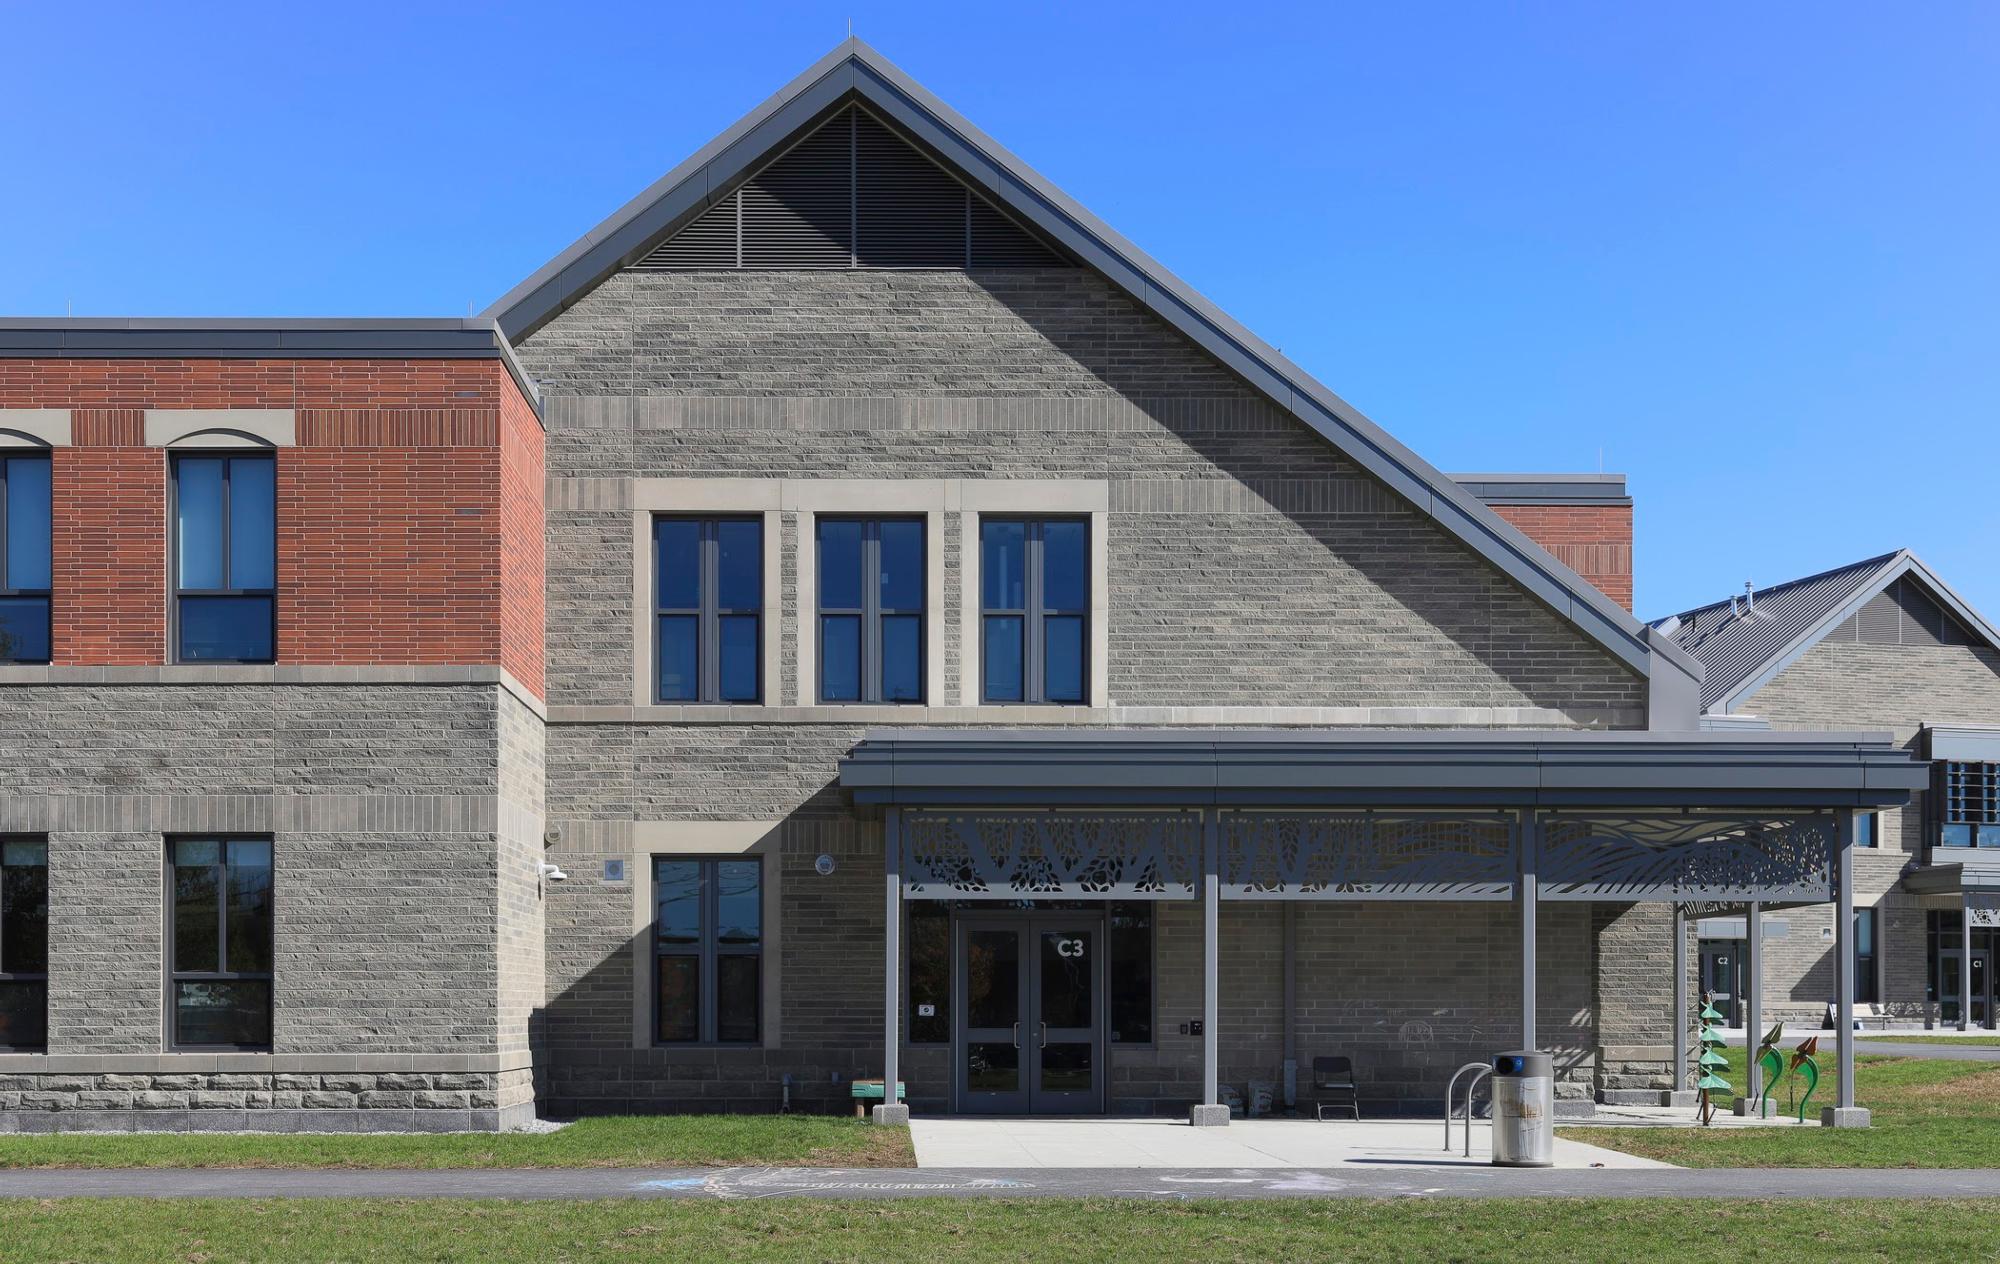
1733 1097 1772 1118
1821 1107 1872 1129
1661 1090 1698 1107
1188 1104 1231 1127
871 1104 910 1126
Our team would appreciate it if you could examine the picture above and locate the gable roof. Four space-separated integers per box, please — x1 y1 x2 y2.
487 38 1689 684
1656 550 2000 713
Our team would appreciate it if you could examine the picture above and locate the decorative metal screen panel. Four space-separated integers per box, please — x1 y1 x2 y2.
1968 895 2000 929
1221 812 1519 900
901 811 1201 900
1537 815 1835 903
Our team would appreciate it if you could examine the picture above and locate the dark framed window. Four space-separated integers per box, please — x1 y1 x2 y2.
1108 901 1153 1045
172 454 275 663
0 839 48 1051
168 838 273 1050
817 517 924 704
981 517 1087 704
1854 908 1878 1005
653 857 762 1045
1855 814 1876 849
0 454 52 664
654 517 762 703
1939 762 2000 848
907 903 950 1044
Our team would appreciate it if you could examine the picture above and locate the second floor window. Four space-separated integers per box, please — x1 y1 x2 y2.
0 839 47 1052
818 517 924 704
981 517 1088 704
169 838 273 1050
654 517 762 704
0 454 51 664
1941 761 2000 848
173 455 275 663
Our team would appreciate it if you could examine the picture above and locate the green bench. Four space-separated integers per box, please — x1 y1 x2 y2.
850 1079 907 1117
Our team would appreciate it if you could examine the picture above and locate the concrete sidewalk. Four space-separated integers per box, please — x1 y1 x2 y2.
3 1165 2000 1201
909 1116 1668 1169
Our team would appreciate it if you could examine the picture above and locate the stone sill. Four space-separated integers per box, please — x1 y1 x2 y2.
549 703 1640 728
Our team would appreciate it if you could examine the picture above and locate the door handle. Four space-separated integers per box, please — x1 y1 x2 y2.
1040 1022 1048 1049
1011 1022 1019 1049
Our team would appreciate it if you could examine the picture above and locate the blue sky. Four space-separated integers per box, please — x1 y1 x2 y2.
4 3 1995 619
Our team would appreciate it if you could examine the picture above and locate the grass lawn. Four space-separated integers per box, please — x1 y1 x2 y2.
1859 1034 2000 1047
0 1115 914 1170
1564 1050 2000 1167
0 1197 1996 1263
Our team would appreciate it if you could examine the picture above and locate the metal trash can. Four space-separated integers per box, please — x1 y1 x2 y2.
1490 1050 1554 1168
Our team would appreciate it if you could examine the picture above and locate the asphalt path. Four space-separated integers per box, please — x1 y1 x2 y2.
2 1165 1999 1201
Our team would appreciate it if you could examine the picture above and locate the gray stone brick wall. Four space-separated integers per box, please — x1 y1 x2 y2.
2 681 541 1128
519 263 1652 1114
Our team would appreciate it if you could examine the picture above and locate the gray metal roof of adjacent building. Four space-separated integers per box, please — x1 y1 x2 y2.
1450 473 1631 507
483 37 1696 689
1657 549 2000 714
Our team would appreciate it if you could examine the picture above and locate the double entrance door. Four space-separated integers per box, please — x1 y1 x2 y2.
954 912 1106 1114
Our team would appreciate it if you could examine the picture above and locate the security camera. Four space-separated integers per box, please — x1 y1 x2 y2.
537 861 568 882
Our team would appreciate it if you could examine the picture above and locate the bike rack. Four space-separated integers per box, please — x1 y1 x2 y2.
1443 1061 1493 1157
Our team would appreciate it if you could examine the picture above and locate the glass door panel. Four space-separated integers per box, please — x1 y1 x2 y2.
1034 926 1101 1111
958 923 1029 1112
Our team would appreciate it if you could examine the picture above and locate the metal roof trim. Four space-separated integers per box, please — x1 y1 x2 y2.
486 39 1677 683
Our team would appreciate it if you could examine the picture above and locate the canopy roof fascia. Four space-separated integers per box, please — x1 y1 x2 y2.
839 727 1925 810
485 38 1694 689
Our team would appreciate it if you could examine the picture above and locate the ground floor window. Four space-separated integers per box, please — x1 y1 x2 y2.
653 857 762 1045
906 901 1153 1046
0 838 47 1050
168 838 273 1050
1854 908 1877 1004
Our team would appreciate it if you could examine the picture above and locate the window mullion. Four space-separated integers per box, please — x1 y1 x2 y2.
219 460 233 594
703 861 719 1044
700 521 719 704
214 856 229 975
1026 521 1046 704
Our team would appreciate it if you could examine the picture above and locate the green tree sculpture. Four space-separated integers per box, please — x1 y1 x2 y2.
1695 995 1730 1126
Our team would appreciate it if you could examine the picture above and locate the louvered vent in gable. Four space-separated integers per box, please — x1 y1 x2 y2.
630 105 1068 271
741 113 853 268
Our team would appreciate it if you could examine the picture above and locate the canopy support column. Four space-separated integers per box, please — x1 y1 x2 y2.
875 808 907 1125
1827 808 1869 1125
1741 900 1763 1113
1520 813 1538 1051
1191 809 1227 1126
1962 893 1975 1033
1671 905 1687 1103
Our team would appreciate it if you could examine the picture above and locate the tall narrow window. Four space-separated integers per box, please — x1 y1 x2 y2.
1854 908 1878 1005
818 517 924 704
654 858 762 1044
0 455 51 664
168 838 273 1049
0 839 47 1051
654 517 762 703
1855 814 1877 849
981 517 1088 704
173 454 275 662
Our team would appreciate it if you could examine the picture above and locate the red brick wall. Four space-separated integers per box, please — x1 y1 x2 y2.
1492 504 1634 611
4 359 544 698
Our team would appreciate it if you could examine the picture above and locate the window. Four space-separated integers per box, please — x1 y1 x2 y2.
0 455 51 663
1855 814 1876 849
1108 902 1153 1044
173 454 275 662
653 858 762 1044
168 839 273 1049
981 518 1088 704
903 902 1152 1047
654 517 762 703
0 839 47 1051
817 517 924 704
1854 908 1878 1005
1940 762 2000 848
